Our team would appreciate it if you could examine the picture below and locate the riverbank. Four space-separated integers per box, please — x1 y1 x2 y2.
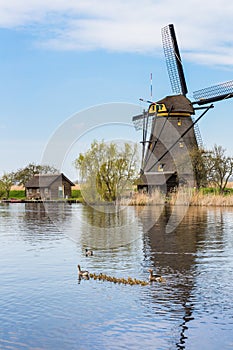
0 198 81 204
3 187 233 207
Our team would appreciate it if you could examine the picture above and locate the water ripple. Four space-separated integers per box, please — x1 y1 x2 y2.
1 204 233 349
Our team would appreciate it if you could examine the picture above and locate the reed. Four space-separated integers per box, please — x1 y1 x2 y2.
168 187 193 206
121 187 233 207
168 187 233 206
122 189 166 206
190 190 233 207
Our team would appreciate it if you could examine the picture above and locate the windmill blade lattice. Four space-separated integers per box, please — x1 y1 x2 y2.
132 112 154 131
193 80 233 105
162 24 188 96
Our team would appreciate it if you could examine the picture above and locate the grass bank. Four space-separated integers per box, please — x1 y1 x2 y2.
3 189 83 201
9 190 26 199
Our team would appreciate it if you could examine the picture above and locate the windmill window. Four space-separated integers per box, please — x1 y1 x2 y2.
158 164 165 172
177 118 182 126
149 104 156 114
156 104 163 112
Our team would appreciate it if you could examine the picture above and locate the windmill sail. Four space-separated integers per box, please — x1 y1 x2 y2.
193 80 233 105
162 24 188 96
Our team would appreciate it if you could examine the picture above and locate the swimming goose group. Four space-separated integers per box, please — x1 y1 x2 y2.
78 247 165 284
77 264 164 285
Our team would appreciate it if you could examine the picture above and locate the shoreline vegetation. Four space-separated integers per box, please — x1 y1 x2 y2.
125 187 233 207
2 184 233 207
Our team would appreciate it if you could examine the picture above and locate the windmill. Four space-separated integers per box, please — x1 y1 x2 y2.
133 24 233 193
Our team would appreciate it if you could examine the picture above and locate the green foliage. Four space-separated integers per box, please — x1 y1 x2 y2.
199 187 217 194
190 147 208 188
0 186 5 198
74 140 139 203
0 172 14 199
71 189 82 199
9 190 26 199
199 187 233 195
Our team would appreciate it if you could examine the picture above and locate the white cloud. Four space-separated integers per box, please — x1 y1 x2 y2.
0 0 233 66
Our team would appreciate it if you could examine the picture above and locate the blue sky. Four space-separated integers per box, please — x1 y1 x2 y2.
0 0 233 178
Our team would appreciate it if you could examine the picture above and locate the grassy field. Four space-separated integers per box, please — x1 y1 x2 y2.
5 188 82 201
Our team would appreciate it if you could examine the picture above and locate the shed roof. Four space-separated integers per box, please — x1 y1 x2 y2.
25 173 75 188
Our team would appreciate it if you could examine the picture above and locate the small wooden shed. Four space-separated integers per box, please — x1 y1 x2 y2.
25 173 75 200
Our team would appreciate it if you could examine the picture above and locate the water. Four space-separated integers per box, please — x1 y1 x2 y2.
0 203 233 349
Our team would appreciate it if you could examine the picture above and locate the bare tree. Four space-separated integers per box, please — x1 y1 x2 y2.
205 145 233 193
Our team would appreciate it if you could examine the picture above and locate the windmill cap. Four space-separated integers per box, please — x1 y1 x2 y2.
157 95 194 115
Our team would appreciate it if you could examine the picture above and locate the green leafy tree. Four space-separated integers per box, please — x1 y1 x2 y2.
75 140 139 203
13 163 58 187
173 146 207 189
190 146 208 189
205 145 233 193
0 184 5 198
0 172 14 199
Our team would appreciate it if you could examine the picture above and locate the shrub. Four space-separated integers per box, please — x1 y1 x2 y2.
71 189 82 199
9 190 25 199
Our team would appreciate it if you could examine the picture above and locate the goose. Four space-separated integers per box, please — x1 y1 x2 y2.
148 269 163 282
77 264 89 278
